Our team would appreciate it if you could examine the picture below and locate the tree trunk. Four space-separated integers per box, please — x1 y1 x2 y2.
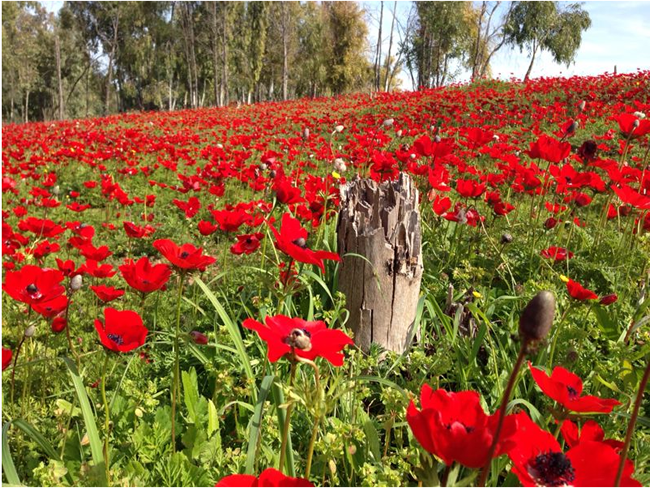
55 34 64 119
105 14 119 115
374 1 384 91
211 2 220 106
383 1 397 92
524 41 537 82
24 90 29 123
471 2 487 82
281 2 289 101
222 4 229 106
337 173 424 354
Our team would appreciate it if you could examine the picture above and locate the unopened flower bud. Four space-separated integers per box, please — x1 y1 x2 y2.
259 163 268 172
269 170 277 179
70 274 83 291
382 118 394 128
396 129 403 137
189 331 208 345
501 233 513 244
566 121 579 134
633 119 640 129
334 125 344 133
303 128 310 139
24 325 36 338
216 143 223 149
52 185 60 196
519 291 556 345
434 135 441 143
578 100 586 112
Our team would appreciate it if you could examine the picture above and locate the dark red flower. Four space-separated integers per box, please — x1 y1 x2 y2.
242 314 353 366
599 293 618 306
2 347 12 371
215 468 313 487
540 246 573 261
51 316 67 333
270 213 340 273
508 412 639 486
406 386 518 468
123 221 154 239
529 363 620 413
119 257 171 294
153 239 216 271
94 308 148 353
566 279 598 301
90 285 125 303
3 265 65 306
231 233 264 255
189 331 208 345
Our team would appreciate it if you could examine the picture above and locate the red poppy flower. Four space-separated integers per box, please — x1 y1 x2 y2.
17 217 65 238
507 412 639 487
231 233 264 255
529 363 620 413
406 385 518 468
94 308 148 353
119 257 171 294
2 348 12 371
198 220 218 236
3 265 65 306
566 279 598 301
51 316 67 333
79 259 117 278
456 179 486 198
242 314 353 366
90 285 125 303
560 419 624 452
215 468 313 487
526 135 571 163
173 196 201 219
270 213 340 273
153 239 216 271
540 246 573 261
56 258 79 277
615 113 650 140
32 295 68 318
432 195 452 215
123 221 155 239
78 242 113 262
211 209 250 232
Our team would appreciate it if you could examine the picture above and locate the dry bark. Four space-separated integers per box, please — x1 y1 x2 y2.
337 173 423 353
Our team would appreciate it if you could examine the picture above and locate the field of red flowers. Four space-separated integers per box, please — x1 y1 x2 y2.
2 71 650 487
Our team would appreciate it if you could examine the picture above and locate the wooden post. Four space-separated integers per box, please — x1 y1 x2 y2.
337 173 423 353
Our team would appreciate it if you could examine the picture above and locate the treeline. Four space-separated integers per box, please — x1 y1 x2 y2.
2 1 591 123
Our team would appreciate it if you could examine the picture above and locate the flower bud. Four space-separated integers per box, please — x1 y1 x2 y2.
189 331 208 345
519 291 556 345
24 325 36 338
382 118 394 128
302 128 310 139
578 100 586 112
334 125 344 133
396 129 403 137
599 294 618 306
500 233 513 244
70 274 83 291
52 185 61 196
633 119 640 129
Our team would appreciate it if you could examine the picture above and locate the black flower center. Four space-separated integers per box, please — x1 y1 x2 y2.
445 421 474 433
528 451 575 487
245 237 253 244
107 333 124 345
566 386 579 399
292 237 307 249
26 283 38 294
180 251 190 259
284 328 312 351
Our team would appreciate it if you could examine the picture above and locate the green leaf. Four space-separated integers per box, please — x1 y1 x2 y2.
362 419 381 462
182 368 199 424
2 422 21 486
245 375 275 474
194 277 256 402
207 400 220 439
62 357 105 478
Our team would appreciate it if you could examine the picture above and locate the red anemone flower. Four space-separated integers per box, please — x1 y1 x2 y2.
90 285 125 303
242 314 353 366
599 293 618 305
406 385 518 468
3 265 65 306
94 308 148 353
560 419 624 452
231 233 264 255
2 348 12 371
507 412 639 487
153 239 216 271
529 363 620 413
79 259 117 278
198 220 218 236
540 246 573 261
119 257 171 294
215 468 313 487
566 279 598 301
32 295 69 318
270 213 340 273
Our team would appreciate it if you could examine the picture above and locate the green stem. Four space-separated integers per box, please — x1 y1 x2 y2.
101 352 111 486
614 358 650 487
295 356 322 479
279 358 297 473
171 273 185 452
478 346 527 487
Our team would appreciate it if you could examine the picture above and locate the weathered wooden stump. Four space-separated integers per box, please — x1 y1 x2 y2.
336 172 423 354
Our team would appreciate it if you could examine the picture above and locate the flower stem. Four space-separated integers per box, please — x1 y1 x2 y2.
171 273 185 452
101 352 111 486
295 356 322 479
614 358 650 487
478 345 527 487
279 358 297 473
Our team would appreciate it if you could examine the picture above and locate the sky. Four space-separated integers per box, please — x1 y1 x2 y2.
40 1 650 90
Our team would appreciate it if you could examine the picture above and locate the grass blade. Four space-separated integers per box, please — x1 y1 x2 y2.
271 381 295 477
2 422 21 486
245 375 275 474
195 277 256 401
62 357 105 475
